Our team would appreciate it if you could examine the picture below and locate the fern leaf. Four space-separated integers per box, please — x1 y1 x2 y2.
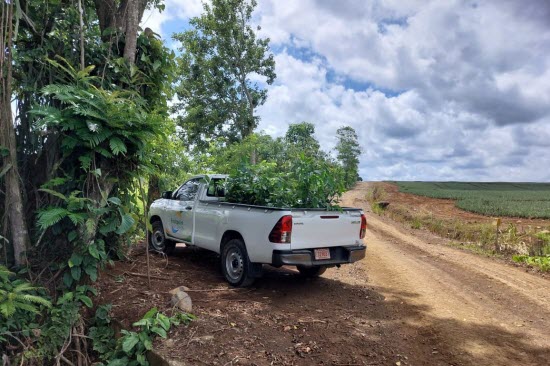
39 188 68 202
42 177 68 188
13 282 37 293
21 294 52 307
10 301 39 314
0 265 13 282
109 137 127 155
67 213 86 225
79 155 92 171
96 147 113 158
74 106 107 122
45 58 77 78
0 301 16 318
61 136 79 151
37 207 69 230
76 65 96 80
86 218 96 235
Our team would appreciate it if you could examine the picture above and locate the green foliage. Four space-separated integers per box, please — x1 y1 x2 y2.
193 133 285 174
26 287 92 362
410 217 423 230
4 1 178 363
225 156 345 209
394 182 550 218
0 266 51 319
0 268 51 359
33 61 161 178
366 184 387 214
513 255 550 271
535 231 550 245
35 187 136 286
90 307 196 365
371 203 386 215
30 59 161 274
88 305 117 361
145 118 192 194
335 126 361 188
173 0 276 146
192 123 352 209
285 122 321 158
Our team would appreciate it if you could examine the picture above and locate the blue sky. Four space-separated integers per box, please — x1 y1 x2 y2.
143 0 550 182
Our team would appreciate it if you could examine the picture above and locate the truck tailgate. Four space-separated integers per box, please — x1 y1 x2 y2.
290 210 363 250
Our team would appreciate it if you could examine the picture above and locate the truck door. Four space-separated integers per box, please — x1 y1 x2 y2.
165 178 201 243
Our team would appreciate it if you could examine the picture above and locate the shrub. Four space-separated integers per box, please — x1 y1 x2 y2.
513 255 550 271
89 306 196 365
225 155 345 209
0 266 51 319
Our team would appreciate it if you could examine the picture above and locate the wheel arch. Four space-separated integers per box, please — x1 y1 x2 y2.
150 215 162 225
220 230 244 253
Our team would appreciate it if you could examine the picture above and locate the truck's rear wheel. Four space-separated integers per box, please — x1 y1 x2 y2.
221 239 255 287
149 221 176 255
297 265 327 277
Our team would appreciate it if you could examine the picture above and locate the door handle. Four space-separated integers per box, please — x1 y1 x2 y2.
185 206 193 211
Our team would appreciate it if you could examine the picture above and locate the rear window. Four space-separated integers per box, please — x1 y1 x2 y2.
206 178 226 198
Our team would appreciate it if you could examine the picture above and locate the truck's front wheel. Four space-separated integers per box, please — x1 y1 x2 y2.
221 239 255 287
297 265 327 278
149 221 176 255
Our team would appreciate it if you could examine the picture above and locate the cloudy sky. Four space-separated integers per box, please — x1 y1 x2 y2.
142 0 550 182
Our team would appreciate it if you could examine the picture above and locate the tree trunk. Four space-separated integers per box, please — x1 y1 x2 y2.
93 0 148 62
1 0 31 267
147 174 160 209
78 165 114 246
239 77 256 164
77 0 86 70
123 0 139 64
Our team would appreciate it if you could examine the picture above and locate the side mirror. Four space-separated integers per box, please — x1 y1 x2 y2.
162 191 172 199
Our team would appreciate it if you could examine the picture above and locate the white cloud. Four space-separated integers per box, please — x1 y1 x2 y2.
159 0 550 181
141 0 204 38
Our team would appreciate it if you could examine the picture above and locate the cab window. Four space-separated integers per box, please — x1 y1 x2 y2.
206 178 226 198
174 179 201 201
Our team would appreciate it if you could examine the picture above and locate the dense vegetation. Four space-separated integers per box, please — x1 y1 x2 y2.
393 182 550 219
0 0 361 364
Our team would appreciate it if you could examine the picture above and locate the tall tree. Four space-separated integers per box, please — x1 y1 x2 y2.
1 0 31 266
285 122 321 158
173 0 276 148
335 126 361 189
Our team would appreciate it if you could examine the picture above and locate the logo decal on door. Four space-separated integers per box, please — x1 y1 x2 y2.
170 218 184 233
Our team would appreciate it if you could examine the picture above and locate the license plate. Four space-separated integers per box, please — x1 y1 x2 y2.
314 248 331 260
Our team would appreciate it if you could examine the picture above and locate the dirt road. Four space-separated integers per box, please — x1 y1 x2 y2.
100 183 550 365
344 183 550 366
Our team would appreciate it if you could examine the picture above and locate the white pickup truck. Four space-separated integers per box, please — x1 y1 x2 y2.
148 174 366 286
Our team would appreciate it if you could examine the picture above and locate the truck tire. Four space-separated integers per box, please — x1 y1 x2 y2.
149 221 176 255
297 265 327 277
221 239 255 287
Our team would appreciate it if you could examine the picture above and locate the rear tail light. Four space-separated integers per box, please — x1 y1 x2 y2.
360 214 367 239
269 215 292 243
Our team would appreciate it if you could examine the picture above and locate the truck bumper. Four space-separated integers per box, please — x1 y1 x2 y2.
271 245 366 267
